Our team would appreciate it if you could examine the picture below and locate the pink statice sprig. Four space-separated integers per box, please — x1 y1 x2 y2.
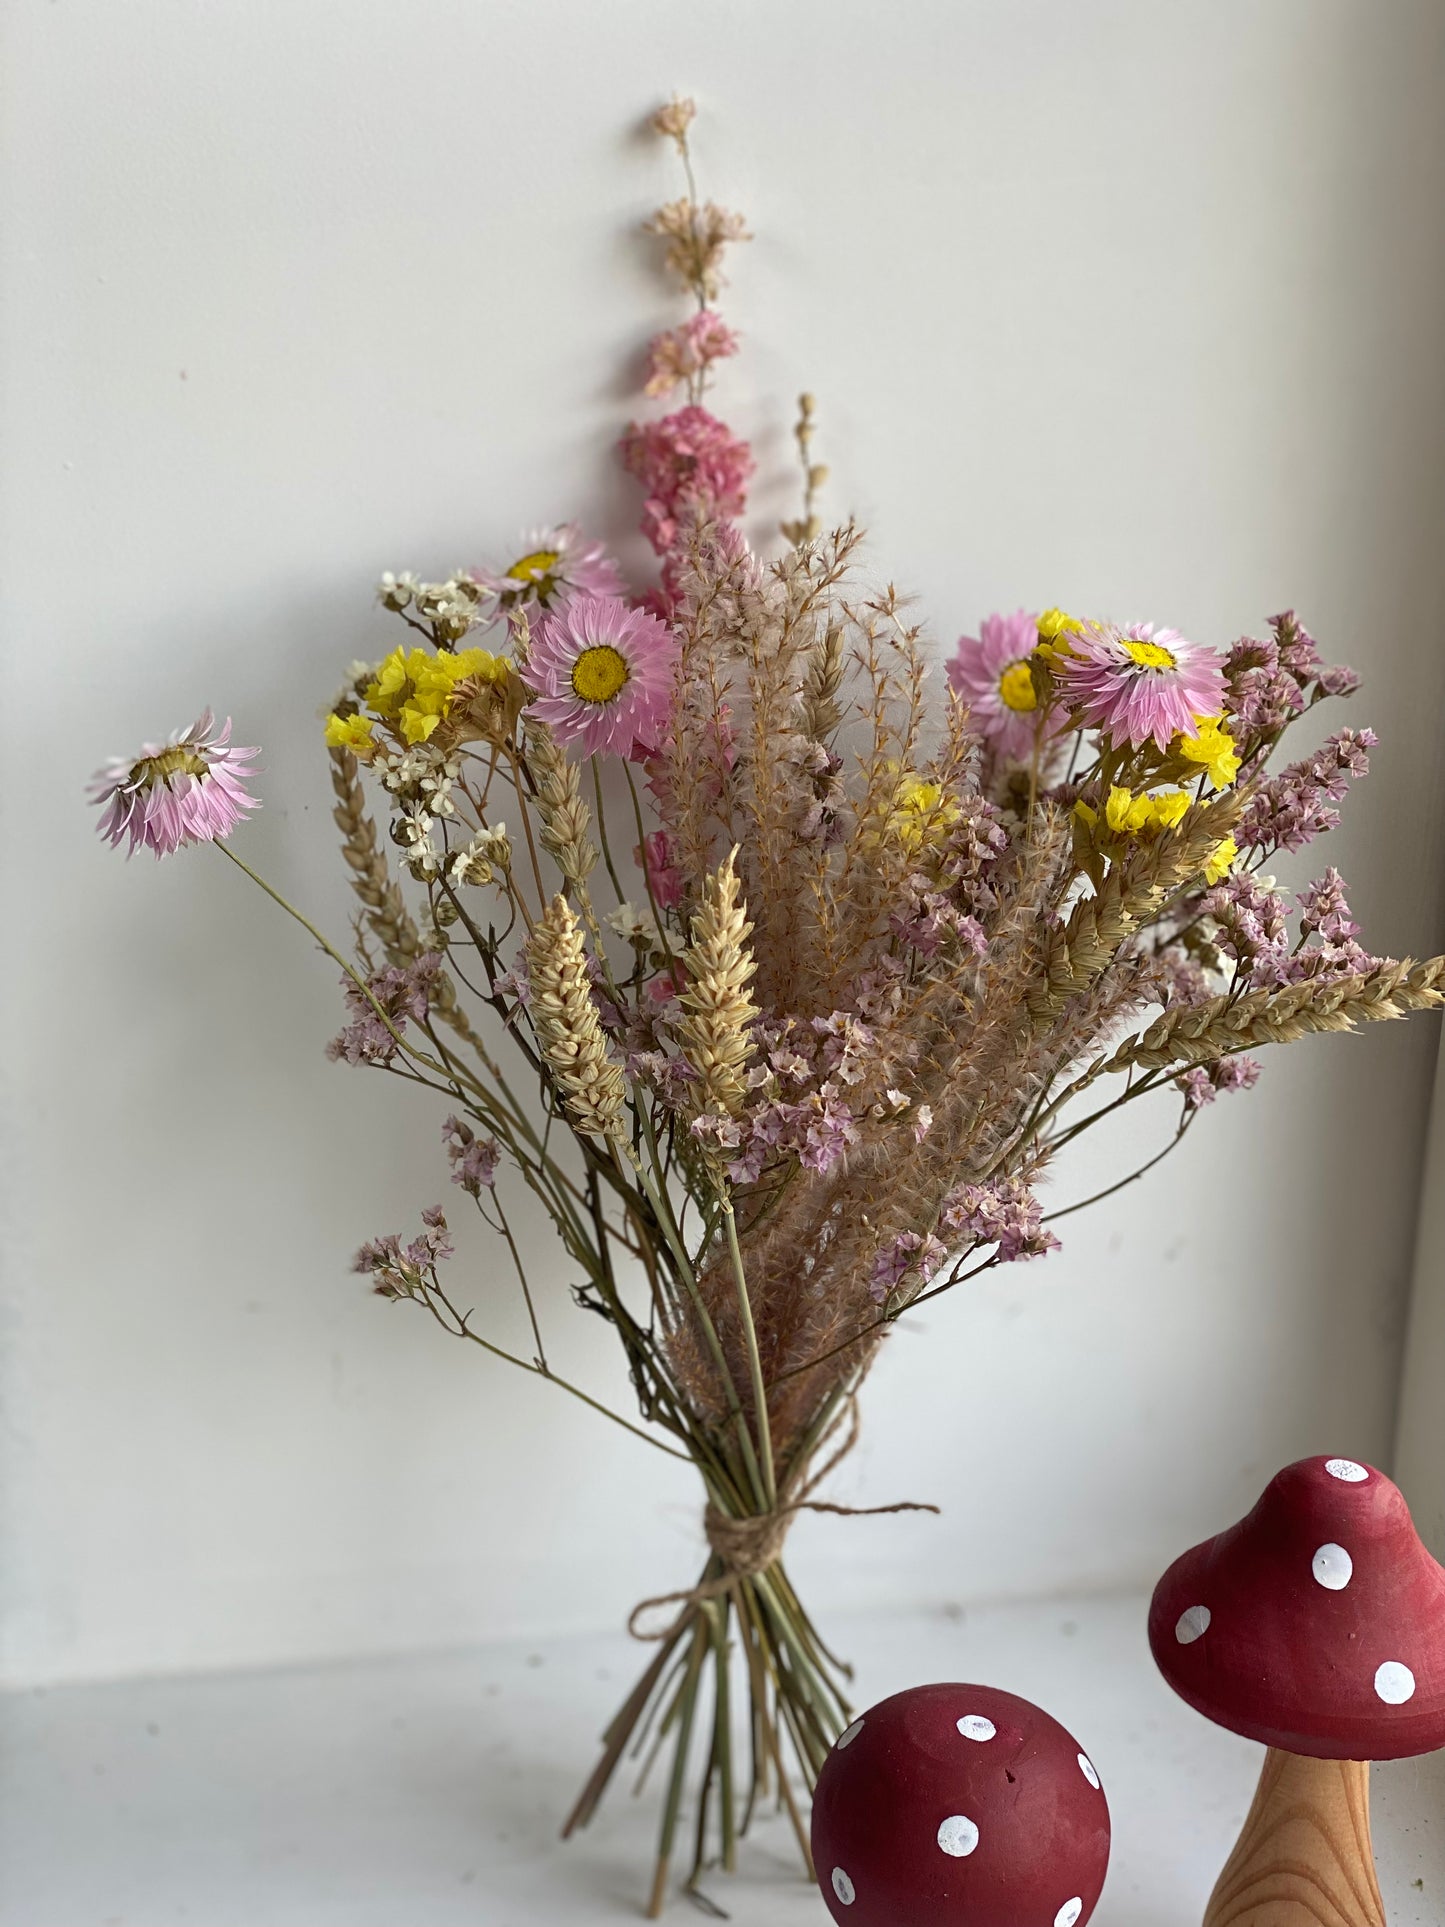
354 1206 454 1300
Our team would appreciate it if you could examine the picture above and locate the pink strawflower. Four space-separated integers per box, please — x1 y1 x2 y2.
643 311 741 399
947 611 1059 763
472 522 625 610
1056 621 1226 750
524 593 678 758
618 405 754 554
89 709 260 859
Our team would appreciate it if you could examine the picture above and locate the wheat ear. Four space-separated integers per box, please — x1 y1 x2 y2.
329 745 485 1053
1029 800 1238 1022
527 894 628 1140
676 848 760 1118
1105 956 1445 1073
525 720 598 886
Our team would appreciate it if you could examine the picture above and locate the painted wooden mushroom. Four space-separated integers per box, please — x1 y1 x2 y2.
1149 1455 1445 1926
811 1682 1110 1927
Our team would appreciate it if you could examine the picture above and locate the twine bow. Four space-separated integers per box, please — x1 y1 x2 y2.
628 1409 939 1639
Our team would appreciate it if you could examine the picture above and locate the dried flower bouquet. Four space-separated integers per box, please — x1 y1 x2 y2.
93 98 1445 1915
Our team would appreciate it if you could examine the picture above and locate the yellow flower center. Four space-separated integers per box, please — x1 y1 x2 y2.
998 660 1037 712
507 549 561 584
570 644 630 705
1123 638 1178 671
135 745 207 788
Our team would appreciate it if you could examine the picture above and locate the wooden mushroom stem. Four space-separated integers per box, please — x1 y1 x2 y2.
1204 1748 1385 1927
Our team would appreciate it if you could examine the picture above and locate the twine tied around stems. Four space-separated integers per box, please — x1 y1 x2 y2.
627 1495 940 1639
628 1404 940 1641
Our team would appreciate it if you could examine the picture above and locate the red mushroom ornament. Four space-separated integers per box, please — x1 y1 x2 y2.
811 1683 1110 1927
1150 1455 1445 1926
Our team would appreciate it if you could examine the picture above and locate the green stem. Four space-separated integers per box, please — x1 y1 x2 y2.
424 1282 689 1461
215 842 454 1083
1044 1115 1192 1222
648 1618 709 1918
722 1200 775 1507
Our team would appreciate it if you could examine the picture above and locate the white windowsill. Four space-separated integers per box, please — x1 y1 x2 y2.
3 1593 1440 1926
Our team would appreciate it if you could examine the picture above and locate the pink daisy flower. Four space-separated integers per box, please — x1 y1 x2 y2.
524 594 678 759
90 709 260 858
947 610 1057 763
1056 621 1226 749
472 522 625 610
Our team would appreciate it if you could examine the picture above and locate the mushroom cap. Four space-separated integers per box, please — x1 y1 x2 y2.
811 1682 1110 1927
1149 1456 1445 1760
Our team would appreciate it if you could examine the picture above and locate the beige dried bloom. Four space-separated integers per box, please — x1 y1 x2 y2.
527 894 627 1141
525 720 598 885
676 848 759 1118
651 95 696 146
449 823 511 889
646 198 750 303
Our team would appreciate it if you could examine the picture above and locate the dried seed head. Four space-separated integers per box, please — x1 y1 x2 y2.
526 720 598 885
526 895 627 1141
676 848 759 1118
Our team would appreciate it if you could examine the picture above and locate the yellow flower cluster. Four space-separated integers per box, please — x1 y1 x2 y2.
1204 834 1238 885
890 775 959 851
1034 607 1086 663
1075 785 1237 884
1076 785 1190 840
1177 714 1240 789
326 646 508 750
324 711 376 755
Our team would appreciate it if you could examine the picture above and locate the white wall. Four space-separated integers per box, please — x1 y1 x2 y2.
3 0 1444 1689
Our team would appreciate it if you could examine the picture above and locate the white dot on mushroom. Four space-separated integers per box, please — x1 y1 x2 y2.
831 1866 855 1905
1375 1661 1416 1705
1312 1542 1353 1590
956 1715 996 1742
1175 1604 1211 1644
1054 1901 1084 1927
936 1814 980 1857
1078 1752 1101 1789
1325 1458 1369 1482
836 1717 864 1750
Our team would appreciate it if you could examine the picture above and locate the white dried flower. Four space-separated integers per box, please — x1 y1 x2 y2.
378 571 418 611
450 824 512 888
606 901 652 942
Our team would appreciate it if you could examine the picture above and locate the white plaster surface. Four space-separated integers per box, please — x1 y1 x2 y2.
2 1596 1441 1926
